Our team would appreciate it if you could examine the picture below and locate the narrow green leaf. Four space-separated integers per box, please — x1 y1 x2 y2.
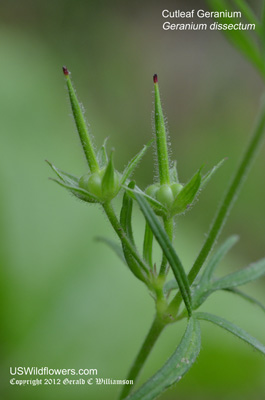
133 192 192 315
206 0 265 77
211 257 265 291
224 288 265 314
232 0 262 35
120 183 147 283
103 202 149 285
171 168 202 215
191 239 265 310
95 237 125 264
121 140 153 186
201 159 226 188
195 312 265 355
97 137 108 168
200 235 239 284
143 221 153 268
49 178 99 203
120 181 136 246
263 2 265 30
125 317 201 400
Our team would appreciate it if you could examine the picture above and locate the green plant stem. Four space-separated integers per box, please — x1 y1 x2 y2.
159 218 174 278
168 103 265 316
103 202 150 283
119 316 166 400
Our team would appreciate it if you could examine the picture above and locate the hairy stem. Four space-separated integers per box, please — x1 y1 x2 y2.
119 316 166 400
169 102 265 315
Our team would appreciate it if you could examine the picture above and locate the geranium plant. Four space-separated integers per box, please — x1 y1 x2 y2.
47 2 265 398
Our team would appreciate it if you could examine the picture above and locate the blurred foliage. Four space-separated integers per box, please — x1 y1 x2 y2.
0 0 264 399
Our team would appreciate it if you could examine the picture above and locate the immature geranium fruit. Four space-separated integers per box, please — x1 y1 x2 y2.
131 74 225 218
47 67 152 204
79 163 120 202
146 183 183 208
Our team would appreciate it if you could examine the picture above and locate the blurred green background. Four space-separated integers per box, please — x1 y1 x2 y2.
1 0 265 399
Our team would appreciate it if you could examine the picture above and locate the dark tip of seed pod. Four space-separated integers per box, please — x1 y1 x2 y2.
153 74 158 83
62 66 69 76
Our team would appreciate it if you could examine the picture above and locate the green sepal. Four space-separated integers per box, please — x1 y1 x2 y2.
46 160 79 185
102 150 118 198
47 160 100 203
171 167 203 216
121 140 153 186
49 178 99 203
97 137 109 168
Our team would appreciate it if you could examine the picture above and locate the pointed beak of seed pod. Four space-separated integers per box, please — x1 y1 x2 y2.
62 66 69 76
